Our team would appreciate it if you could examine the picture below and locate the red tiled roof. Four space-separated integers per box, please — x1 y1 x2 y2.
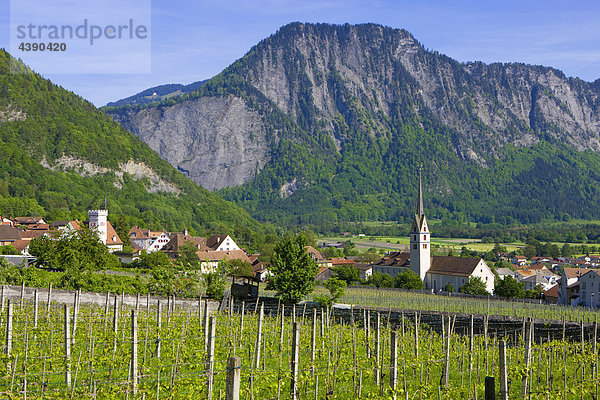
129 226 148 239
329 257 356 266
106 221 123 245
544 284 559 299
11 240 28 252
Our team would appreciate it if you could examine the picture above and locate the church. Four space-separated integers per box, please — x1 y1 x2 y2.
374 172 495 294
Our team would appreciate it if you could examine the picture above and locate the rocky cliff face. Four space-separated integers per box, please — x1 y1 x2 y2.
110 95 268 190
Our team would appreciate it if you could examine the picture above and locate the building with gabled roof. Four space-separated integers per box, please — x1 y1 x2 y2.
372 251 410 277
579 269 600 308
128 226 168 253
0 225 23 246
207 235 240 252
13 217 46 226
161 233 209 258
426 256 495 294
197 249 251 273
0 216 13 227
558 267 589 305
306 246 325 262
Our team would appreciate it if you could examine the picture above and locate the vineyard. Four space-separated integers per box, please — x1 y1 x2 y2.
0 288 598 399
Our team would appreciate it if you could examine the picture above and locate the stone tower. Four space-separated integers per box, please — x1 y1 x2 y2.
88 209 108 244
409 170 430 281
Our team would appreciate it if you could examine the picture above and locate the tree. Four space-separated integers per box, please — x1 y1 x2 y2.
29 228 119 273
0 245 19 255
137 251 173 270
267 236 318 303
314 277 346 307
227 258 254 278
494 276 525 298
523 245 536 259
366 272 394 288
492 243 507 255
561 243 574 257
203 260 227 300
459 276 489 296
177 241 200 268
332 265 361 285
444 283 455 293
394 269 425 290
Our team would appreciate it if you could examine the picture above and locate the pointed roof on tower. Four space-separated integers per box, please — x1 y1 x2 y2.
411 167 428 232
417 167 424 217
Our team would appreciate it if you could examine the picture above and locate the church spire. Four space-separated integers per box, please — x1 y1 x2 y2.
417 167 424 216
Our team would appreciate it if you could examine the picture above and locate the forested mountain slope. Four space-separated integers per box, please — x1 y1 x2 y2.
105 23 600 228
0 50 265 238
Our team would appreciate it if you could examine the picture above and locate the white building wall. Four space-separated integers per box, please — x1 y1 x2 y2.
470 259 496 294
410 218 430 281
214 235 240 252
88 210 108 244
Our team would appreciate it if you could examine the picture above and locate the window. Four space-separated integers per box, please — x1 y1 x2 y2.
413 244 417 250
423 227 426 232
423 244 427 249
414 235 417 241
423 235 427 240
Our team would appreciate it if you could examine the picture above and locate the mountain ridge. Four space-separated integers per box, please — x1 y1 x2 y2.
104 22 600 227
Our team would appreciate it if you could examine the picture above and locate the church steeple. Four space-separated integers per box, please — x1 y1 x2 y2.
417 167 424 216
410 168 430 282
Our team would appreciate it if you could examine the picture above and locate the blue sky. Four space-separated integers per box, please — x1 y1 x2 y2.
1 0 599 106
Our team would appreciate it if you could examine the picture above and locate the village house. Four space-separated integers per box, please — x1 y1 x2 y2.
558 267 589 306
207 235 240 252
13 217 46 227
128 226 169 253
372 251 409 278
0 216 13 226
495 267 514 280
161 232 210 258
354 263 373 280
0 225 23 247
426 256 495 294
511 255 528 266
578 269 600 308
197 250 251 273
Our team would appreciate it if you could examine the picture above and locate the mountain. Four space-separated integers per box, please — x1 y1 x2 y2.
0 50 267 239
104 23 600 228
105 80 207 108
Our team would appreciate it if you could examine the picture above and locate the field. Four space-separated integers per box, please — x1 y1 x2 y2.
1 290 600 399
322 235 525 253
